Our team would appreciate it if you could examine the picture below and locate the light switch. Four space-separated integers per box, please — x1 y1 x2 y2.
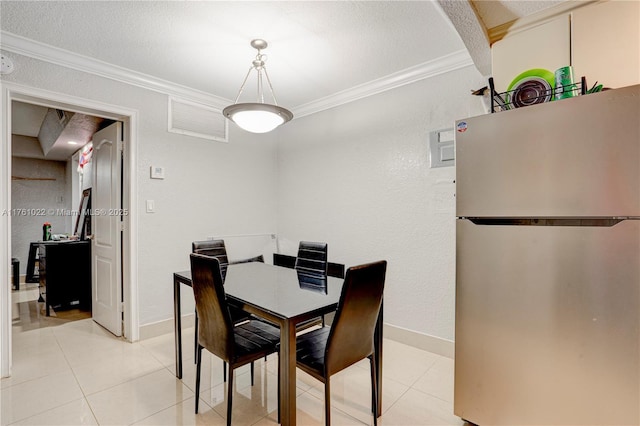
150 166 165 179
146 200 155 213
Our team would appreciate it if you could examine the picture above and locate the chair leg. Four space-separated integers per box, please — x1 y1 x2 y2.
223 361 227 382
226 366 234 426
250 361 254 386
324 378 331 426
195 345 203 414
277 353 281 424
194 310 198 364
370 354 378 426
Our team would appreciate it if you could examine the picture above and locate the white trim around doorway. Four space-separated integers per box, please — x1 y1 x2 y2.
1 82 139 377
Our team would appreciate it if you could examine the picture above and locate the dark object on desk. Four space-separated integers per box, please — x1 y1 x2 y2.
296 260 387 426
11 258 19 291
39 241 91 316
42 222 52 241
190 254 280 424
74 188 91 240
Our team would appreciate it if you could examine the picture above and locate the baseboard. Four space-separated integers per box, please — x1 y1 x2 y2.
384 324 454 359
140 313 195 340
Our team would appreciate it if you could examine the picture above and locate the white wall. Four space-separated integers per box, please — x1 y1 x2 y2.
275 66 486 342
2 49 487 343
1 52 279 326
11 157 70 274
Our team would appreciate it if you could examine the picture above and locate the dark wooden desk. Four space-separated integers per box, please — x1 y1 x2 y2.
25 242 41 283
173 262 383 426
39 241 91 316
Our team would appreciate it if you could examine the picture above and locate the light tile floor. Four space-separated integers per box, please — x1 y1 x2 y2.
2 318 466 425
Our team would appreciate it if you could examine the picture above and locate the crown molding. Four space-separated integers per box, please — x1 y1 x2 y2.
292 50 474 118
1 30 473 119
0 31 230 109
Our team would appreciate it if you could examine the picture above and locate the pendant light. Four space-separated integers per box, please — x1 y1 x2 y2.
223 39 293 133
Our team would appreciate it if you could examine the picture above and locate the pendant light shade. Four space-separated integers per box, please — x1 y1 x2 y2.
223 103 293 134
223 39 293 133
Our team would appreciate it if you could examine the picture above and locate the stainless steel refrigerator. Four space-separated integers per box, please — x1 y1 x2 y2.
454 85 639 425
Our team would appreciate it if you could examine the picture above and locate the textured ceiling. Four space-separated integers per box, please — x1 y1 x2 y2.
0 1 466 109
471 0 566 31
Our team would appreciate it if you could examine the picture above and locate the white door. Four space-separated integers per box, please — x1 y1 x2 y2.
91 122 123 336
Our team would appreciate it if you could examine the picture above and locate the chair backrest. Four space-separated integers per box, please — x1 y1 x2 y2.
325 260 387 376
192 239 229 280
190 253 234 362
230 254 264 264
297 270 328 294
294 241 328 277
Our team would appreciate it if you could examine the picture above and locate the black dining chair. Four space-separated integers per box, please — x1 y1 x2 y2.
295 260 387 426
295 241 328 277
191 239 263 381
190 254 280 424
295 241 329 329
192 239 232 280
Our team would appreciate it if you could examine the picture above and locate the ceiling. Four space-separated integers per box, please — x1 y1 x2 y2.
2 0 567 160
11 101 107 161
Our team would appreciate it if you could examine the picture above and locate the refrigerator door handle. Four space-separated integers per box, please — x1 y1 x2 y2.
463 218 630 227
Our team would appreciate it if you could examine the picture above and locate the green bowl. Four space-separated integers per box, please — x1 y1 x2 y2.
506 68 555 108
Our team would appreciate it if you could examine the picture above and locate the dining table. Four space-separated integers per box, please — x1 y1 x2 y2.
173 261 383 426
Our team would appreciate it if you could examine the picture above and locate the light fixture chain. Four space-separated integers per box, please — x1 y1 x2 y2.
257 68 264 103
233 66 255 104
262 68 279 106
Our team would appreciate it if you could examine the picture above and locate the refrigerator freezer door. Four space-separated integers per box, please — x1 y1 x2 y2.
454 219 639 425
456 85 640 218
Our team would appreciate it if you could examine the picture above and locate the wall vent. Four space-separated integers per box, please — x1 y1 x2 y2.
168 97 228 143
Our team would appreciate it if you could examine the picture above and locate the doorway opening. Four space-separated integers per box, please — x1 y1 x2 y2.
1 85 139 378
11 101 111 331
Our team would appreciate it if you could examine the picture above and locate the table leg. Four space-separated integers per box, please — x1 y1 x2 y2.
279 319 297 426
374 302 383 417
45 276 50 317
174 274 183 379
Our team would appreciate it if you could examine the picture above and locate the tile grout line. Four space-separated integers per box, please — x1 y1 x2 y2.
51 323 101 426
